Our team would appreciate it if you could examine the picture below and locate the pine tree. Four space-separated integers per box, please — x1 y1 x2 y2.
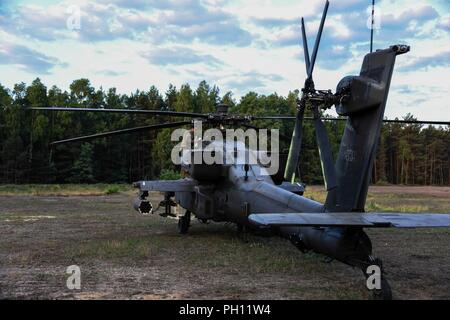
70 143 95 183
0 79 448 186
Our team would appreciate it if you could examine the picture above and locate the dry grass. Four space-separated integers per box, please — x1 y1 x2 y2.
0 184 132 196
0 185 449 300
306 185 450 213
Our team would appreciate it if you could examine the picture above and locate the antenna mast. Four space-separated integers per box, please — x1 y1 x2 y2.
370 0 375 52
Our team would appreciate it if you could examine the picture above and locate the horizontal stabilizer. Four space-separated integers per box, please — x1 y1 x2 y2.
248 212 450 229
133 179 198 192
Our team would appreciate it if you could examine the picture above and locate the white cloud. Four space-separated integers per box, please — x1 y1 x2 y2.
141 46 223 67
0 0 448 121
0 42 66 74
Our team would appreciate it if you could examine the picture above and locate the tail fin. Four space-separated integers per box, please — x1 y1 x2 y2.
325 45 409 212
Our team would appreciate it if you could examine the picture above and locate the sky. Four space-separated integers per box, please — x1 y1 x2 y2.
0 0 449 121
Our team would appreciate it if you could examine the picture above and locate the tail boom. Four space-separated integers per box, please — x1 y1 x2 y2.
326 45 410 212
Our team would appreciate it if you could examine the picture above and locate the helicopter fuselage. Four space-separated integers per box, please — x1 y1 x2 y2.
169 140 372 268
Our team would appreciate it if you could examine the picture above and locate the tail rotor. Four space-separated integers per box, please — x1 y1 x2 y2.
284 0 337 191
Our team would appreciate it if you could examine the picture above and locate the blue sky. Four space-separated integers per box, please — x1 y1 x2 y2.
0 0 449 120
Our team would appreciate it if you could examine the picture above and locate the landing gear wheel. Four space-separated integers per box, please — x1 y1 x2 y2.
372 278 392 300
178 210 191 234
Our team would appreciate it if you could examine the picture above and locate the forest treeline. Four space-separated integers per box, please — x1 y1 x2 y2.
0 78 449 185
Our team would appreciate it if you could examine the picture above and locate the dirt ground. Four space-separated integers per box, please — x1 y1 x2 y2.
0 186 449 300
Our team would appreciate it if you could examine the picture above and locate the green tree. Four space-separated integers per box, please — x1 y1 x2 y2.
0 79 448 186
152 128 179 177
70 143 95 183
70 79 94 106
221 91 236 108
194 80 219 113
174 84 194 112
165 84 178 109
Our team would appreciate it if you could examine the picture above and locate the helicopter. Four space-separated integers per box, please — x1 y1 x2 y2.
29 1 450 300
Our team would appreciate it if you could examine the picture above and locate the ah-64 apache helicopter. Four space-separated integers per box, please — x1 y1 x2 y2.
30 1 450 300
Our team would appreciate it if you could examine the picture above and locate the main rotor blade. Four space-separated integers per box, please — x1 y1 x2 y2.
253 116 298 120
30 107 208 118
242 124 292 142
301 17 311 74
381 119 450 125
284 107 305 183
51 121 192 145
253 116 450 125
314 116 337 191
307 0 329 79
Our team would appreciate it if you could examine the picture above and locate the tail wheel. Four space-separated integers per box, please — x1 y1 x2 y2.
178 210 191 234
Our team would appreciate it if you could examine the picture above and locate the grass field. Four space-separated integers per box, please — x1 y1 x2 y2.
0 184 131 196
0 184 449 300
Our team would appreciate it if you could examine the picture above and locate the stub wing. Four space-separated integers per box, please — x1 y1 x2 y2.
133 179 198 192
249 212 450 229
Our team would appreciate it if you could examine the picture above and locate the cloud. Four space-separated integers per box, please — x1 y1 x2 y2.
252 17 299 29
382 5 439 29
151 21 252 47
107 0 202 11
270 4 440 47
2 0 252 46
0 43 66 74
361 5 441 45
316 45 354 70
226 78 266 92
399 51 450 72
242 71 284 82
149 1 253 46
266 74 284 82
1 4 68 41
79 4 154 41
141 46 222 67
268 17 360 70
98 70 127 76
331 0 367 12
393 85 415 95
254 2 445 72
1 2 154 42
0 0 448 117
107 0 169 10
438 14 450 31
249 0 368 31
224 70 285 93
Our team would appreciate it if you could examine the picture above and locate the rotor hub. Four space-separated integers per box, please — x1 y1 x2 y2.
216 103 229 115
